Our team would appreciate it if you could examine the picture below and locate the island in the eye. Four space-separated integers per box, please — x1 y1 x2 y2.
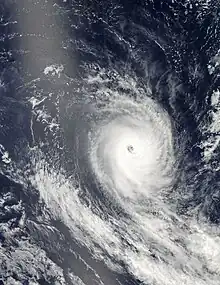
127 145 134 153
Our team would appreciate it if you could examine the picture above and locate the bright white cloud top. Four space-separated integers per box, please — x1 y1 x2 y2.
89 97 175 201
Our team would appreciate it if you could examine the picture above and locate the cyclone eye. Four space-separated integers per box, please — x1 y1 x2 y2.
127 145 134 153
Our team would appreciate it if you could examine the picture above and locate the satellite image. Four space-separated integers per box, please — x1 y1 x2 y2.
0 1 220 285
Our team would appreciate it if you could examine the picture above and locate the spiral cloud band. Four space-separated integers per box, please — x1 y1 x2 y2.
10 81 220 285
89 97 176 200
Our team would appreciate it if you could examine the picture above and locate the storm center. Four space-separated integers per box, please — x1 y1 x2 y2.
127 145 134 153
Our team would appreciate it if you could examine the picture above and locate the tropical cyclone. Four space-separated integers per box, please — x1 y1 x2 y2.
89 96 176 201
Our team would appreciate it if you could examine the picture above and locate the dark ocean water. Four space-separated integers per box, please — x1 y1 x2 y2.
1 1 220 285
